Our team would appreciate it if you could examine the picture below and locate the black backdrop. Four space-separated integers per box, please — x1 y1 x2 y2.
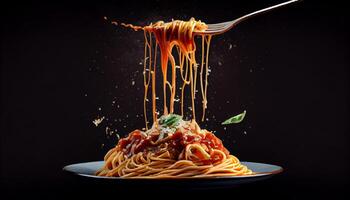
1 0 349 199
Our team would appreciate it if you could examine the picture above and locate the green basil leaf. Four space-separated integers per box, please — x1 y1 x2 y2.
221 110 246 125
159 114 182 127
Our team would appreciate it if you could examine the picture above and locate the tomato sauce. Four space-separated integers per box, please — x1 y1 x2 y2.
116 129 230 162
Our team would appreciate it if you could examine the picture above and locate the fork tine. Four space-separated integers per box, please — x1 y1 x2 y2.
207 24 234 32
207 22 232 29
206 23 233 31
208 24 230 29
207 21 233 26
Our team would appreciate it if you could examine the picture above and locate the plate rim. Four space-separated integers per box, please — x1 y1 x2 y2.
63 161 283 180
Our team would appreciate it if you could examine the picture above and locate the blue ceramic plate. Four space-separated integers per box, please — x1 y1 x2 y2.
63 161 282 188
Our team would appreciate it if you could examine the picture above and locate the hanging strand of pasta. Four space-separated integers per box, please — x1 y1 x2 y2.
147 32 153 124
143 30 151 129
180 52 190 116
193 51 198 101
169 48 177 114
189 53 196 120
152 42 158 124
160 40 168 116
202 35 212 121
200 36 206 121
176 46 182 115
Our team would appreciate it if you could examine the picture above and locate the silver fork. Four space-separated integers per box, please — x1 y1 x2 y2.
195 0 301 35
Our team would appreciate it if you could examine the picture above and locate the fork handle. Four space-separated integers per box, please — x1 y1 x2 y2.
233 0 301 25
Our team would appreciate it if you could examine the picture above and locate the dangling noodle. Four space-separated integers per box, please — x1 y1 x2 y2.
96 18 252 178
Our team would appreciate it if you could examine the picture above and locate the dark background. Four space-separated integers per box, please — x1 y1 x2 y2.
1 0 349 199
